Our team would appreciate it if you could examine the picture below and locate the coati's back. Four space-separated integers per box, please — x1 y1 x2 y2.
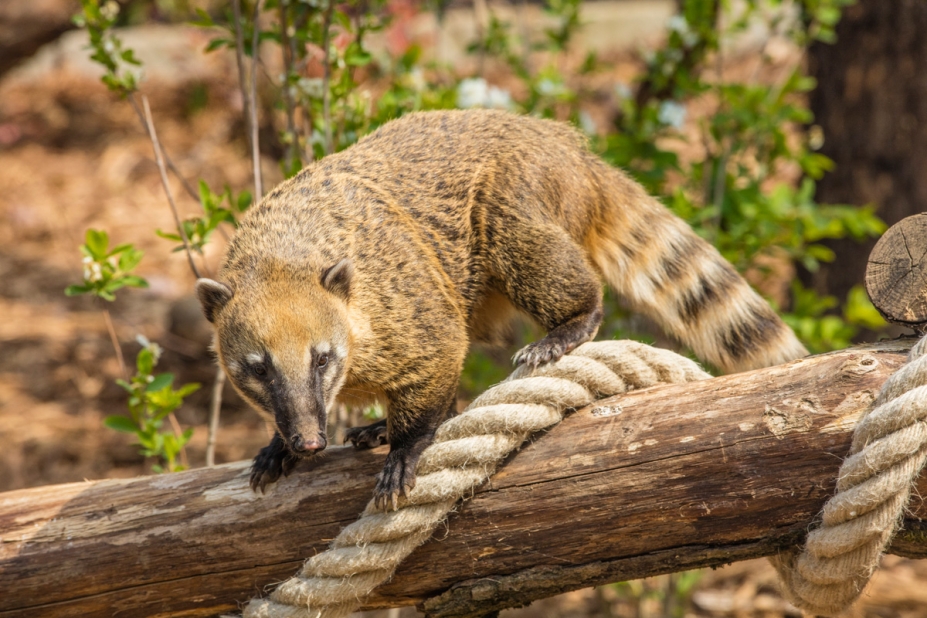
222 109 804 376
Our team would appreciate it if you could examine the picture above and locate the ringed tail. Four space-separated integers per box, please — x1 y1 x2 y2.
587 167 808 373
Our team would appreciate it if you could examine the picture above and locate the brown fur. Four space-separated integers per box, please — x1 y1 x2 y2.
197 109 807 507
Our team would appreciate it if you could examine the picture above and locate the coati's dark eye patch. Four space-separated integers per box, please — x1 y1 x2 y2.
251 362 268 377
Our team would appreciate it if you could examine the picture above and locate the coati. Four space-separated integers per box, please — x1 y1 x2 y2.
196 109 807 509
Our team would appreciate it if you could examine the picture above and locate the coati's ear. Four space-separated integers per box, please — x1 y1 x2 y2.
321 258 353 300
195 279 234 323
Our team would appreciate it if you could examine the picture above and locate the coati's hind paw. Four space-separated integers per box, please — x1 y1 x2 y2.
373 447 419 511
513 338 568 368
250 435 299 493
344 419 388 449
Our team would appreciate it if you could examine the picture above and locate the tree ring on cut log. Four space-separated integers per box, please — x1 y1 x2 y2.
865 213 927 331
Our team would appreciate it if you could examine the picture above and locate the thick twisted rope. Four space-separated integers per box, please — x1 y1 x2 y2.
242 340 709 618
772 336 927 616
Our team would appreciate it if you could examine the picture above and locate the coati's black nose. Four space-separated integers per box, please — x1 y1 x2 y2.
292 434 327 454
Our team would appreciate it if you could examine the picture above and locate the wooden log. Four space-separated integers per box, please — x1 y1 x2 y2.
1 340 924 618
866 213 927 330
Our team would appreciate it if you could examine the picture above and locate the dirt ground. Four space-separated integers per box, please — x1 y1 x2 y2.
2 11 927 618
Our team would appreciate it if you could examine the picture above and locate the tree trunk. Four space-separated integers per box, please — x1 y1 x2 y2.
0 340 924 618
805 0 927 307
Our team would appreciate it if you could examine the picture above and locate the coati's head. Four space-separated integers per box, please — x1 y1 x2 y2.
195 258 354 456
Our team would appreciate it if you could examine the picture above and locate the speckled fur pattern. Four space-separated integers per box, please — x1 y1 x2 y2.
199 109 807 507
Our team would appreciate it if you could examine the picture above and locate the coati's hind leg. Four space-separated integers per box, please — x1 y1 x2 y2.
491 223 604 367
344 418 388 449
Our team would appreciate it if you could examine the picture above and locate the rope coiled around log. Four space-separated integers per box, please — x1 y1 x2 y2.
242 341 709 618
772 336 927 616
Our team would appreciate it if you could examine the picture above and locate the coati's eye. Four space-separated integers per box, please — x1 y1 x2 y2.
318 353 329 368
251 363 267 377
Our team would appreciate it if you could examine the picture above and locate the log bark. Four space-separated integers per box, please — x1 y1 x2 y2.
1 340 925 618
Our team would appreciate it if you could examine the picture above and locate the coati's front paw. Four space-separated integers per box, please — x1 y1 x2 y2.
250 438 299 493
373 447 420 511
344 419 388 449
513 338 567 368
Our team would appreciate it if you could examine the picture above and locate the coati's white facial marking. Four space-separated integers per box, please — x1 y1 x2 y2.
246 352 264 365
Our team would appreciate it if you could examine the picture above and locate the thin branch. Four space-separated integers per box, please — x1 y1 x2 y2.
278 0 300 172
250 0 264 197
127 95 200 203
102 308 127 381
140 95 202 280
129 94 211 267
321 0 335 156
206 367 226 467
231 0 254 165
138 94 197 470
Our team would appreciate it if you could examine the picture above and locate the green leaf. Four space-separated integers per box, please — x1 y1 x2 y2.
146 372 175 392
107 242 133 257
85 229 109 259
155 229 183 243
333 10 352 31
64 284 91 296
192 8 215 27
117 248 143 272
236 191 252 212
120 49 141 66
137 348 155 375
205 38 232 53
345 43 372 67
119 275 149 289
104 415 139 433
175 382 201 398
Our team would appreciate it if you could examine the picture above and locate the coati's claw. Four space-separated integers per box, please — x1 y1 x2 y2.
373 447 418 511
513 338 566 368
250 435 299 493
345 419 388 449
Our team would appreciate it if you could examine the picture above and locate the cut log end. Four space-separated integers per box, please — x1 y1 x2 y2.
866 213 927 330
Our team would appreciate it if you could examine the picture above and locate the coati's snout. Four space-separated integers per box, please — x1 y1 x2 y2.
270 375 332 456
292 432 327 454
